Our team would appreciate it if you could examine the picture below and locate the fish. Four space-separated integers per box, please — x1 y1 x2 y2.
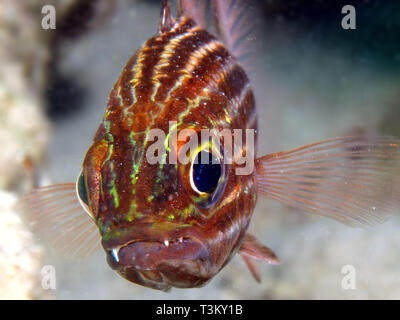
20 0 400 292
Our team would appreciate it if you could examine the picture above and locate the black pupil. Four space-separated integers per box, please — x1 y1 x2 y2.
192 151 221 193
78 173 89 206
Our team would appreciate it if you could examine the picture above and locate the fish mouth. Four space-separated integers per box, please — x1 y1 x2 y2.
102 222 214 290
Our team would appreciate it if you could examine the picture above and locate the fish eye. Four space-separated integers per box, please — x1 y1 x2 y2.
76 171 92 217
77 172 89 205
190 151 222 194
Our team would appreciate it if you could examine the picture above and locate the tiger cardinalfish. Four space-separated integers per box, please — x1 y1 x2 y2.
22 0 400 291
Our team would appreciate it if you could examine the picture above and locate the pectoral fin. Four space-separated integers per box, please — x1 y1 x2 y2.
255 136 400 227
18 183 101 258
239 233 280 283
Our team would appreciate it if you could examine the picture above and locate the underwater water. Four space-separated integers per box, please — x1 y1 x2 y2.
1 0 399 299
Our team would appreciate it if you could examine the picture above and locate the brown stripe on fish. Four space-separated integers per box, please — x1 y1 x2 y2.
104 16 195 113
159 39 222 104
107 51 139 111
166 40 233 104
236 83 256 129
202 62 253 129
105 17 200 132
159 46 241 141
216 63 250 110
127 39 233 134
151 29 217 103
129 17 197 103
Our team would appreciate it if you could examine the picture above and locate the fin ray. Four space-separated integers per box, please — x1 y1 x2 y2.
256 137 400 227
178 0 207 29
211 0 260 73
19 184 101 258
239 233 280 282
239 233 280 264
240 253 261 283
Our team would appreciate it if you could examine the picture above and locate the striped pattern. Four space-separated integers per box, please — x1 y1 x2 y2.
82 13 258 290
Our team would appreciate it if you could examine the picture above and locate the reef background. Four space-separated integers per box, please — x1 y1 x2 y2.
1 0 399 299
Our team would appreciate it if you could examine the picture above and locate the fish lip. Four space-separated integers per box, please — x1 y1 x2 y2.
106 234 210 267
101 221 214 287
103 224 213 283
105 235 214 289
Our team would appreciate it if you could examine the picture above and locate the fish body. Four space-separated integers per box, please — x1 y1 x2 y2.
21 0 400 292
86 11 257 290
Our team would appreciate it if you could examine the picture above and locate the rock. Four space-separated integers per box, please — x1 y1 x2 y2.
0 191 43 299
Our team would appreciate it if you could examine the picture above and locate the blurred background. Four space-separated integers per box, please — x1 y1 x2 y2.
0 0 399 299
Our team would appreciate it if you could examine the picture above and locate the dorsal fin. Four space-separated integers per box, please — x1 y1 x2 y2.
159 0 175 33
178 0 208 29
211 0 260 73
